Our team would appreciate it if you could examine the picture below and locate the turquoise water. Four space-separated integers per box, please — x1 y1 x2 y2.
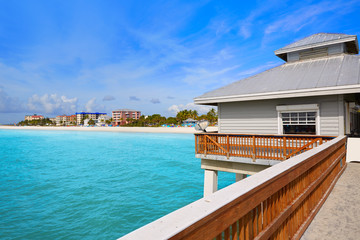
0 130 234 239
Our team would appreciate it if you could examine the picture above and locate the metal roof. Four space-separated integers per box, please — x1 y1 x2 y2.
194 54 360 105
275 33 359 60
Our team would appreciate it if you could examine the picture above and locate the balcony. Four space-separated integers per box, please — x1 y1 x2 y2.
195 133 335 161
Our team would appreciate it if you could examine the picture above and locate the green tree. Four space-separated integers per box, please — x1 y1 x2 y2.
88 119 95 125
206 108 218 124
166 117 177 125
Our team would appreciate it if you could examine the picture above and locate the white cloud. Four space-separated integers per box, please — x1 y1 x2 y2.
237 0 283 39
264 0 359 36
129 96 140 101
84 98 105 112
182 64 241 86
237 62 280 78
103 95 115 101
150 98 160 104
27 94 78 114
168 102 215 115
0 87 24 113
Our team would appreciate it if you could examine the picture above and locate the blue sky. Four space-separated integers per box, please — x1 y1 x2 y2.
1 0 360 123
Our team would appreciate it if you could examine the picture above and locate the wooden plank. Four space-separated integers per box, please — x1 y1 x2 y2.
239 217 244 240
231 221 238 240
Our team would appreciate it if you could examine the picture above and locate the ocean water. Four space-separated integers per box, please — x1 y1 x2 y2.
0 129 234 239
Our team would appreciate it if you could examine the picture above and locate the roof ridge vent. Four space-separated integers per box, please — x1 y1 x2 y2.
275 33 359 62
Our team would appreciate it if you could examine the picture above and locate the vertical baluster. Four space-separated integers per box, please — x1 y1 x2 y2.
224 227 230 240
231 221 238 240
245 212 250 240
249 210 254 240
239 217 244 240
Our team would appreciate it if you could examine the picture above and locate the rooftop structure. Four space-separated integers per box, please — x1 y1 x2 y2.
195 33 360 105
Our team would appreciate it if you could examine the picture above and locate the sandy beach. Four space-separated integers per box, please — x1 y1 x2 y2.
0 125 218 134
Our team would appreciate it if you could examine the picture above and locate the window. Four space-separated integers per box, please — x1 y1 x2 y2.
281 112 316 135
276 104 319 135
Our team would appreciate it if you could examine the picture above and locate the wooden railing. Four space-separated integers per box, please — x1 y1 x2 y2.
195 133 335 160
119 136 347 240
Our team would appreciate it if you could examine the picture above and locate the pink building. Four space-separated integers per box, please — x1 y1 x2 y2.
112 109 141 126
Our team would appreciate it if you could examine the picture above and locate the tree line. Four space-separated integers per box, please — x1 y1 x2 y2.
125 108 217 127
17 108 218 127
17 118 55 126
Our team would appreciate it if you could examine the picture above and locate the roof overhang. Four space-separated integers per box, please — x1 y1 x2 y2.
194 84 360 105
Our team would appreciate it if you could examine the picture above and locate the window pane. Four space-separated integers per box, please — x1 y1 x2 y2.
307 112 315 117
283 125 316 135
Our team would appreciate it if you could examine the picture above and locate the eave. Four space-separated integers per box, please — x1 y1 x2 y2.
194 84 360 105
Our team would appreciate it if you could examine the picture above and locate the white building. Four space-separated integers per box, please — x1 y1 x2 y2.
194 33 360 136
76 112 107 125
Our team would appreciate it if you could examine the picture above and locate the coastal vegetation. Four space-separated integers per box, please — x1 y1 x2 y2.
17 118 55 126
17 108 217 127
125 108 218 127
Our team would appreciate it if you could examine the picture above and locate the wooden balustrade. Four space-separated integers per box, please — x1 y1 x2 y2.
195 133 334 160
119 136 347 240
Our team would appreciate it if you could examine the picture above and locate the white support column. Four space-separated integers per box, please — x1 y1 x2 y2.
345 102 351 135
235 173 247 182
204 169 218 197
338 95 345 136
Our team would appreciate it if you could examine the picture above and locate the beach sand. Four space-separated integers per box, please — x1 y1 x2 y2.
0 125 218 134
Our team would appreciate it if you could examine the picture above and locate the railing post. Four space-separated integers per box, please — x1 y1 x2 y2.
283 136 287 160
227 135 230 159
195 135 198 154
204 135 207 156
252 136 256 161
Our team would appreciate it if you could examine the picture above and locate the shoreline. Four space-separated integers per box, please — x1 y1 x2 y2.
0 125 218 134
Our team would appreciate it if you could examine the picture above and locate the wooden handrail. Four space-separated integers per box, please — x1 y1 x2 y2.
119 136 347 240
195 134 334 161
285 137 320 159
205 135 229 155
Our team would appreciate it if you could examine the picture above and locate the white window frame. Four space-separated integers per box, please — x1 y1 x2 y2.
276 104 320 135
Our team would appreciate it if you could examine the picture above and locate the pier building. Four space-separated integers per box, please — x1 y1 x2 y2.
119 33 360 239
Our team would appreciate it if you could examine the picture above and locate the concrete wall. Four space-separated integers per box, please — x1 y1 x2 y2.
218 95 343 136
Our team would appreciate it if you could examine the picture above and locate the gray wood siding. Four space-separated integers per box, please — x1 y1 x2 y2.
219 101 278 134
219 95 340 136
319 99 339 136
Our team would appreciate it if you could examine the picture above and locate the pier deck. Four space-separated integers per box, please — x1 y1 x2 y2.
301 162 360 240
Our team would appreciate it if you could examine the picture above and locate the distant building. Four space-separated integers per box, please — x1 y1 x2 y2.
56 114 77 126
25 114 44 121
183 118 198 124
112 109 141 126
49 118 57 124
97 115 111 126
76 112 107 125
